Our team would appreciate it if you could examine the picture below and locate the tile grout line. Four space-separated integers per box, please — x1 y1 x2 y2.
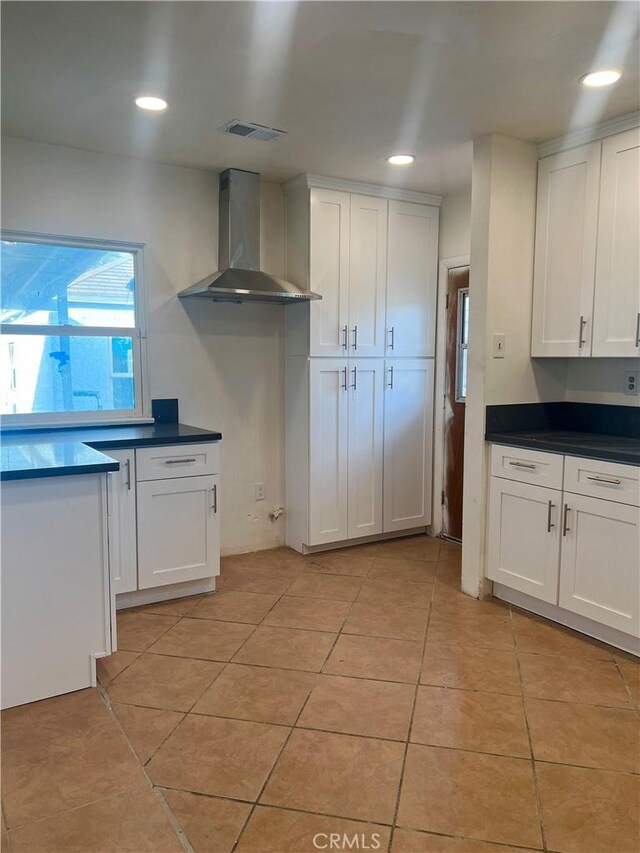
387 542 443 850
229 555 378 852
510 605 548 853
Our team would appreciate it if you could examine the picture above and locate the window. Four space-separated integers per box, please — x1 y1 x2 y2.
1 234 146 425
455 287 470 402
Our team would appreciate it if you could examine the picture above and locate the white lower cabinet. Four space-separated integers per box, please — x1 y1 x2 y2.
106 448 138 595
137 474 220 589
487 444 640 641
106 441 221 602
486 478 561 604
288 357 433 551
559 493 639 635
383 358 434 532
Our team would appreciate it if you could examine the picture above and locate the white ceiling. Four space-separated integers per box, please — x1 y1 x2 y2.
2 1 639 195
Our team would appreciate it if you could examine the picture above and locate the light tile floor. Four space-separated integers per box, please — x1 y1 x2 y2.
2 536 639 853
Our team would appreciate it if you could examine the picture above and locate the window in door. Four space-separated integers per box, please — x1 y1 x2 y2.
455 287 470 402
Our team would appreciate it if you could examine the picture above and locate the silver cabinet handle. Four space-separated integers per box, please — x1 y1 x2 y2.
351 366 357 390
508 461 537 470
635 313 640 347
547 500 555 533
342 325 348 350
212 484 218 513
387 366 394 389
587 475 622 485
165 458 197 465
562 504 571 537
125 458 131 491
352 325 358 351
578 315 587 348
388 326 395 350
341 367 348 390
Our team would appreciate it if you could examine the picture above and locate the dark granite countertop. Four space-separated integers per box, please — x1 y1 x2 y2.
1 422 222 480
1 441 120 481
486 430 640 466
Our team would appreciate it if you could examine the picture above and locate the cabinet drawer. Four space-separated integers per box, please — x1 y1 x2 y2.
136 443 219 481
490 444 564 489
564 456 639 506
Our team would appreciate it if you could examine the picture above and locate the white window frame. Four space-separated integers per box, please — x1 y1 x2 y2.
455 287 470 403
0 230 151 429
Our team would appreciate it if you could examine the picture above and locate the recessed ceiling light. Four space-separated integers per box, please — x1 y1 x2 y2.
580 69 622 88
135 95 168 112
387 154 415 166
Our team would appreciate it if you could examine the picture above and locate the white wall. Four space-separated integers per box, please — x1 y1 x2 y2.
462 134 567 597
564 359 640 407
439 186 471 260
1 136 286 555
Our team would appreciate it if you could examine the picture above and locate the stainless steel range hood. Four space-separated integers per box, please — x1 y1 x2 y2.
179 168 321 304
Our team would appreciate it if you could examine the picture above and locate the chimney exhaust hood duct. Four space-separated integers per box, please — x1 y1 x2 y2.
179 168 321 304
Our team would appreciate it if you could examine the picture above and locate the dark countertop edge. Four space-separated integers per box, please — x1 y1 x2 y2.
0 459 120 482
486 433 640 467
86 431 222 449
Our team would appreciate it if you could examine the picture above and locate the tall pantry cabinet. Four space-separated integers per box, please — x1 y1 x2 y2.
284 175 441 552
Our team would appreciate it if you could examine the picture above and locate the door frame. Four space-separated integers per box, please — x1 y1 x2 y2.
432 254 470 537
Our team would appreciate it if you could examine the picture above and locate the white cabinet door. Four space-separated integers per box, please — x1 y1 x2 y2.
106 449 137 594
559 493 639 635
309 359 349 545
486 478 561 604
309 189 350 357
592 128 640 357
531 143 601 357
347 359 384 539
386 201 439 357
349 195 387 357
137 474 220 589
383 358 434 532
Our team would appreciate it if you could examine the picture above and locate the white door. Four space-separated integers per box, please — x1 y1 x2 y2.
559 493 639 635
309 189 350 357
386 201 439 357
531 142 601 357
347 359 384 539
592 128 640 357
106 449 138 594
137 474 220 589
349 195 387 357
486 478 561 604
309 359 349 545
383 358 434 532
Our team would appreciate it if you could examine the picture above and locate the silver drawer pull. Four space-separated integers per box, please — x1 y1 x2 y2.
164 457 197 465
586 475 622 485
547 500 555 533
509 461 537 470
563 504 571 537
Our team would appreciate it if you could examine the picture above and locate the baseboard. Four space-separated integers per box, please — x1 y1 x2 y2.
116 577 217 610
299 527 429 555
493 583 640 657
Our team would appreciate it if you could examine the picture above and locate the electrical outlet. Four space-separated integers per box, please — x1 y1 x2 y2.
254 482 265 501
623 371 639 396
492 333 506 358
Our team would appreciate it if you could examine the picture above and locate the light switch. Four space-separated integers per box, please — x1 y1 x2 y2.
492 333 506 358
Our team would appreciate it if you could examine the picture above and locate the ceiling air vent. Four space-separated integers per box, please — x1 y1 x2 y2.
219 119 287 143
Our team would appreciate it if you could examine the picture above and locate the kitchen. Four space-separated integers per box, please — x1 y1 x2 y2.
1 2 639 852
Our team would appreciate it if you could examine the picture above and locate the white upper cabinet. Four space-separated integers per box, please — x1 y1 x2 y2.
386 201 439 357
348 195 388 356
309 189 351 357
285 177 440 359
531 142 601 357
592 127 640 357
